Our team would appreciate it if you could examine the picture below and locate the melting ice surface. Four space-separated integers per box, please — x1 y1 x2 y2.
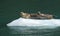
7 18 60 29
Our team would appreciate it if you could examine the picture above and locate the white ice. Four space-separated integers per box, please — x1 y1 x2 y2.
7 18 60 27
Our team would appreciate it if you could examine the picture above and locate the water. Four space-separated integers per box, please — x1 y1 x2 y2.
0 26 60 36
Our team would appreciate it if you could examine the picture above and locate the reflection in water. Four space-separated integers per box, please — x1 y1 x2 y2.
0 26 60 36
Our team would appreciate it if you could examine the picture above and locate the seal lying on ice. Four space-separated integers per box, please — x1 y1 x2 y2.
20 12 54 19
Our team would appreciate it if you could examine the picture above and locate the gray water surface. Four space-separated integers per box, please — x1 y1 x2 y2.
0 26 60 36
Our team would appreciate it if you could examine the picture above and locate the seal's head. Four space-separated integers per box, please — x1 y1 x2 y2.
20 12 31 19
